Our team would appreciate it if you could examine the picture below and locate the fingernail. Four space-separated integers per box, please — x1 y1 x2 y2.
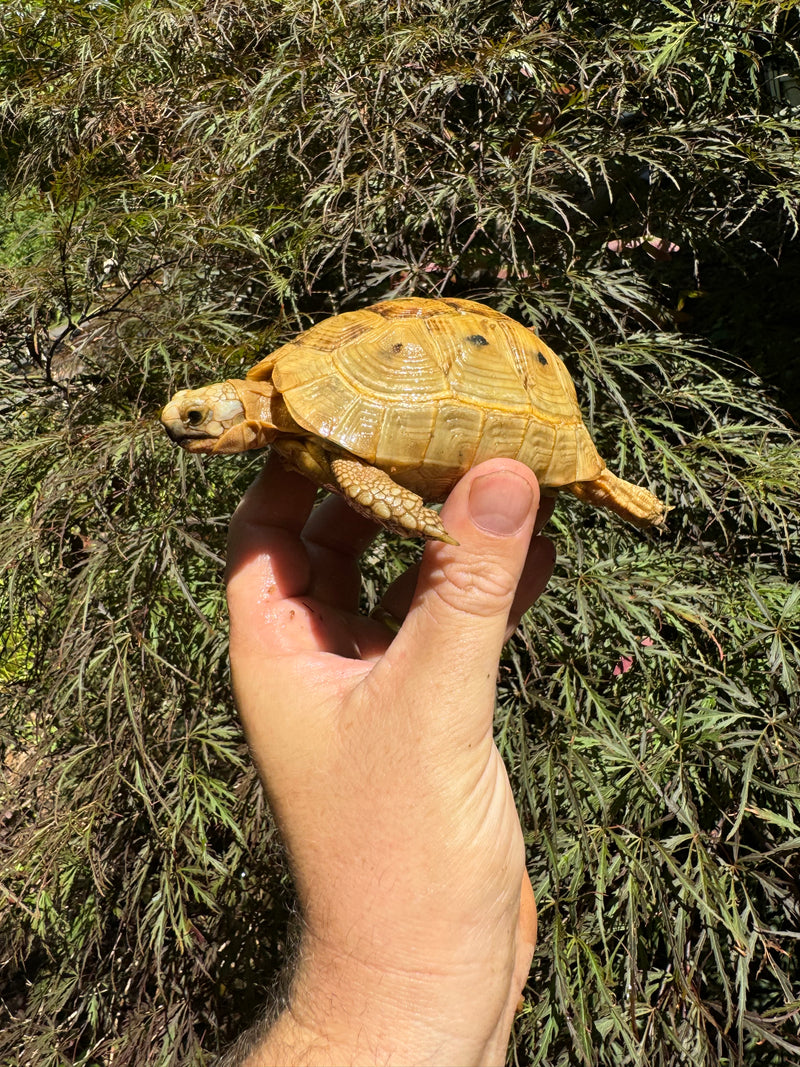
469 471 534 536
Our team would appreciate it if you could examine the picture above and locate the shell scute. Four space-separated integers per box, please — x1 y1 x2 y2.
428 317 537 412
423 403 484 473
375 402 438 468
325 396 384 460
333 319 450 402
472 412 528 466
371 298 451 319
270 344 332 393
441 297 509 320
273 373 361 440
290 310 376 352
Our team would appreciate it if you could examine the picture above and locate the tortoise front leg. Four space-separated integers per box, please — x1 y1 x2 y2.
329 455 458 545
273 439 457 544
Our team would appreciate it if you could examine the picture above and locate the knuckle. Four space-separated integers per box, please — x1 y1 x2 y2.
430 555 517 618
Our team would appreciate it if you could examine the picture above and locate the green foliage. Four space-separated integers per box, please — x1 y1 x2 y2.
1 0 798 1064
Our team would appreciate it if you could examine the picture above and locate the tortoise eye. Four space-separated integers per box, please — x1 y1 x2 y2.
186 409 205 427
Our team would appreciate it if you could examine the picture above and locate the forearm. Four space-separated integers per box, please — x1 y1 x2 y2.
239 940 519 1067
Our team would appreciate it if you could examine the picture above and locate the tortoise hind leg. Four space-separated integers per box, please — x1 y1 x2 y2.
329 456 458 544
566 469 666 528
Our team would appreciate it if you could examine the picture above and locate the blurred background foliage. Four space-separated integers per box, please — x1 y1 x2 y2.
1 0 798 1063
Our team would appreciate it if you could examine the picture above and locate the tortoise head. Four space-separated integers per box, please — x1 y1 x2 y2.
160 380 280 454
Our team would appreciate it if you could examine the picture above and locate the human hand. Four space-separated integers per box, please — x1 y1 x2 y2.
226 454 555 1066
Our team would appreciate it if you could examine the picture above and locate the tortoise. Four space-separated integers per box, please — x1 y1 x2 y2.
160 297 666 543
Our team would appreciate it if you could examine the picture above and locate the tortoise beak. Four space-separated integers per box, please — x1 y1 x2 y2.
160 400 194 443
160 400 187 442
160 398 215 451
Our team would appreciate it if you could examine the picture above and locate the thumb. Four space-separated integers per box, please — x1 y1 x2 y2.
379 459 542 732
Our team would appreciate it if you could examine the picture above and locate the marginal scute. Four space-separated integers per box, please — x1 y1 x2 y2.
268 391 302 433
246 347 283 380
324 396 384 461
472 412 528 465
516 418 560 481
375 401 437 468
572 423 605 482
534 422 604 485
422 402 484 478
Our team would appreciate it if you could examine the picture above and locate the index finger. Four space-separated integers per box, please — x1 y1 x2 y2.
225 454 380 661
226 451 317 604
